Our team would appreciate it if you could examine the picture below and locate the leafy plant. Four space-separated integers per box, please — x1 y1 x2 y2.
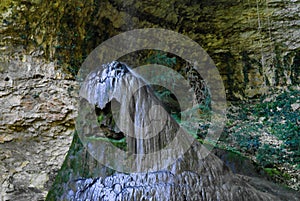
144 51 176 67
256 145 272 166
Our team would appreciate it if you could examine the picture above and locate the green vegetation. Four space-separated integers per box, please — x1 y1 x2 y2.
144 51 177 67
87 136 127 151
218 87 300 189
167 86 298 189
46 131 116 200
264 167 292 182
46 131 86 200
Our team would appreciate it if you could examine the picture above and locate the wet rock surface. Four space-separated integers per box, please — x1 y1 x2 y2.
0 55 77 200
48 61 300 201
65 170 299 201
48 133 300 201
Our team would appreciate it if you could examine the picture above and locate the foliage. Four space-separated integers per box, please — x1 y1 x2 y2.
215 87 300 189
87 136 127 151
224 88 300 165
256 144 283 167
253 89 300 159
263 167 291 181
144 51 176 67
46 131 87 200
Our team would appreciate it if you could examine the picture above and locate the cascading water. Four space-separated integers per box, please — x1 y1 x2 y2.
61 61 299 200
78 60 198 172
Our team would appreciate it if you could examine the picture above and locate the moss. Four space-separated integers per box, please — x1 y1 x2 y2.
46 131 82 200
264 168 291 181
264 168 281 177
46 131 114 200
227 149 247 161
97 114 104 123
87 136 127 151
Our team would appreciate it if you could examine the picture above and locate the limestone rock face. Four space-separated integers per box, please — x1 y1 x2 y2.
0 0 299 200
0 55 78 200
1 0 299 99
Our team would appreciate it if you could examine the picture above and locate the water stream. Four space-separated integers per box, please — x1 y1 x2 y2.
64 61 298 200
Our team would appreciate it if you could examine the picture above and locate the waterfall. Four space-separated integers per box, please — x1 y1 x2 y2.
68 61 299 201
78 61 194 172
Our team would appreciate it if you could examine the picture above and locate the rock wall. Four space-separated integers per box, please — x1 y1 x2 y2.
0 54 77 200
1 0 299 99
0 0 299 200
